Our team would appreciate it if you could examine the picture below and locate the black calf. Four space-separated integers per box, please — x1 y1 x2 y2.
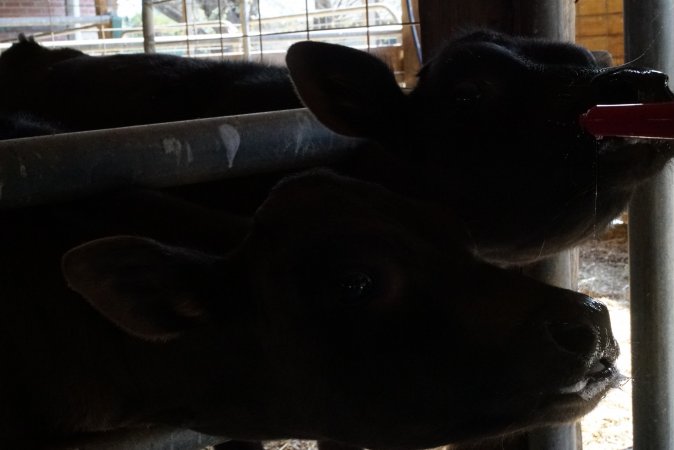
2 32 671 264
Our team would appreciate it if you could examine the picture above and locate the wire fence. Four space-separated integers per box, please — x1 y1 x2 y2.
0 0 420 86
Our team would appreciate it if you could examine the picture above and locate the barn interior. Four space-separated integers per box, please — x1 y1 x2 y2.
0 1 670 450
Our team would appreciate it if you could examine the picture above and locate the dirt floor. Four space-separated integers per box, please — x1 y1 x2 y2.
256 222 635 450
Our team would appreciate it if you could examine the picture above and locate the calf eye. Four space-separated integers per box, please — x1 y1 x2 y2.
452 81 482 106
335 271 374 305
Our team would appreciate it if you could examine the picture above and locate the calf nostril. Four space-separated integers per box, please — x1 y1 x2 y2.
545 322 597 356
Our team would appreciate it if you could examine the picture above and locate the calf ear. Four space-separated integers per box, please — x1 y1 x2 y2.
286 41 407 140
62 236 221 342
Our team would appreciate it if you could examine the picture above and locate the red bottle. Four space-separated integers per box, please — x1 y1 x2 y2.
580 102 674 139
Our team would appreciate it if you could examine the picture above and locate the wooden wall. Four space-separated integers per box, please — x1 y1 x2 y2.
576 0 624 64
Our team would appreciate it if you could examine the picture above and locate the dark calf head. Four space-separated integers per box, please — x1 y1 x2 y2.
0 34 84 82
287 31 674 264
62 171 619 448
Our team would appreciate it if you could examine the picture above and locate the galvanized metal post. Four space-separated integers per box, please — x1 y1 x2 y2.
513 0 575 43
142 0 156 54
524 250 580 450
625 1 674 449
419 0 574 58
65 0 82 40
182 0 192 56
240 0 251 60
527 424 580 450
509 7 579 447
419 1 579 449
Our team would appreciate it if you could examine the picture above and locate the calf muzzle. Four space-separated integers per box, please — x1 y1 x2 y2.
591 67 674 103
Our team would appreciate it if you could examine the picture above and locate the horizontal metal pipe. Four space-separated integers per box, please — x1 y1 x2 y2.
0 108 362 208
46 427 228 450
0 27 402 55
0 15 111 27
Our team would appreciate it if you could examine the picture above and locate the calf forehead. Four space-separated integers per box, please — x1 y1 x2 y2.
253 171 466 248
450 31 597 67
420 31 598 87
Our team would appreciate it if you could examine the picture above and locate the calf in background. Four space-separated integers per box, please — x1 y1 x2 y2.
0 171 619 449
0 34 300 132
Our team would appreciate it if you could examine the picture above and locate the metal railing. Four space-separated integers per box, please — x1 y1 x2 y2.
0 4 404 58
0 15 111 31
0 109 362 209
626 1 674 449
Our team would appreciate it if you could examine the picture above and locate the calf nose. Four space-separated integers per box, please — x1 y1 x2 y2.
543 294 617 361
591 68 674 103
545 321 597 356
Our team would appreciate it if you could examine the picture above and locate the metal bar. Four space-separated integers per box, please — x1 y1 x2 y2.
418 2 579 449
0 109 361 209
625 1 674 449
142 0 156 53
65 0 82 41
65 0 81 21
240 0 251 60
505 3 579 447
521 98 579 447
523 250 580 450
182 0 191 57
0 24 103 36
514 0 583 450
0 15 111 27
523 250 579 289
46 427 228 450
419 0 514 59
0 26 403 57
92 4 400 34
527 423 580 450
513 0 575 43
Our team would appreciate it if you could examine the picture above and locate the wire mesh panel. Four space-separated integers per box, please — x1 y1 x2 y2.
0 0 420 86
